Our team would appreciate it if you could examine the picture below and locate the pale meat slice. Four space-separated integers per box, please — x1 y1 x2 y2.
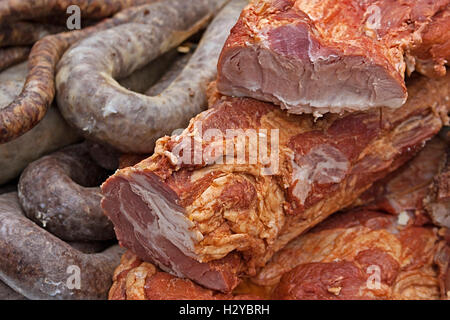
101 74 449 293
217 0 450 114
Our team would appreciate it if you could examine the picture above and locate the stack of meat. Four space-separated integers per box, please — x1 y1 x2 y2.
102 0 450 300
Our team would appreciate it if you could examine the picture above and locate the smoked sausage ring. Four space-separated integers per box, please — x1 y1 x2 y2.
0 62 79 185
0 1 160 143
56 0 243 153
18 143 115 241
0 192 124 300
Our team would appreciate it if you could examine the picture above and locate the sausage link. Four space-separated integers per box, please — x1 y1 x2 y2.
0 280 26 300
0 0 155 24
0 22 63 47
145 52 192 96
0 62 80 185
0 1 160 143
56 0 244 153
18 143 115 241
0 193 125 299
0 238 114 300
0 46 29 72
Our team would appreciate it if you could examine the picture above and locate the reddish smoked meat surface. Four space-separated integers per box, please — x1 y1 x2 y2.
108 251 261 300
257 209 448 300
217 0 450 114
102 74 449 293
110 208 449 300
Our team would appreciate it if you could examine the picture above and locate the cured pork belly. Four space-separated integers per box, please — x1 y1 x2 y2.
254 138 450 300
217 0 450 114
101 74 449 292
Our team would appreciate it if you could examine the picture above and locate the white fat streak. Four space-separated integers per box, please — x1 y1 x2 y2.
312 145 349 184
117 186 188 277
290 145 349 204
128 173 203 258
291 159 313 205
397 211 410 226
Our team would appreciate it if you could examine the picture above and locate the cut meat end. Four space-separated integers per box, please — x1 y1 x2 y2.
354 137 447 216
101 73 448 291
218 30 406 113
101 173 242 293
217 0 450 114
434 242 450 299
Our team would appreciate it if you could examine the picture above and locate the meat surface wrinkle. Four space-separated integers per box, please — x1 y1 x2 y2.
217 0 450 114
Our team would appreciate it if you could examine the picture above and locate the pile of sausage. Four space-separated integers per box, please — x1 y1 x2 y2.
0 0 448 300
0 0 242 300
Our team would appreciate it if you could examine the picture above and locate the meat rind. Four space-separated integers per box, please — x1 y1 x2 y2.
17 143 115 241
0 22 62 47
0 0 153 24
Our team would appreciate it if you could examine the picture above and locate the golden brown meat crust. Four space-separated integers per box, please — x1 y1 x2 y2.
217 0 450 113
425 148 450 228
109 251 261 300
102 73 449 292
111 208 449 300
256 209 448 300
0 193 124 300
